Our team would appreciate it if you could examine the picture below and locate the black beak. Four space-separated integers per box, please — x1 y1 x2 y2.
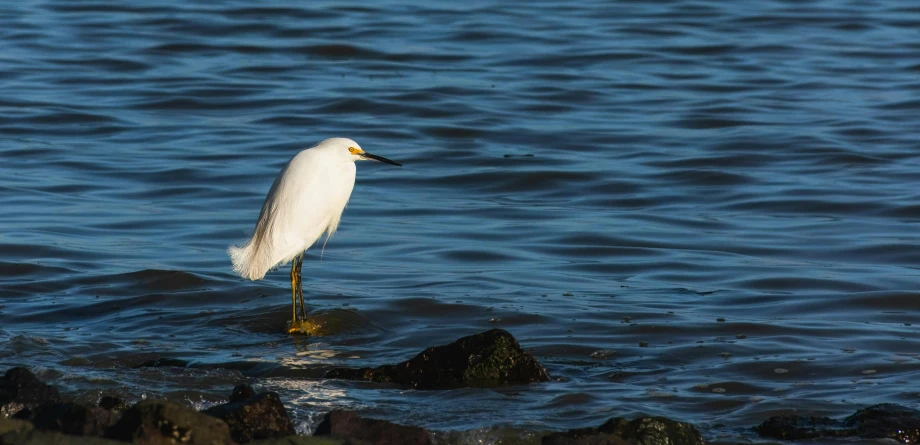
361 152 402 167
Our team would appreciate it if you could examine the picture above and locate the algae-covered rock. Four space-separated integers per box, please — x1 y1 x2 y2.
0 417 33 436
105 400 233 445
314 410 432 445
205 385 295 443
0 367 61 418
326 329 550 389
608 417 704 445
543 416 703 445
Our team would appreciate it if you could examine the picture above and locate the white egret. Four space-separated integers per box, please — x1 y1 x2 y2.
228 137 401 334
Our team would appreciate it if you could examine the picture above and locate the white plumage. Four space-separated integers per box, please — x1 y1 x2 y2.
228 137 399 281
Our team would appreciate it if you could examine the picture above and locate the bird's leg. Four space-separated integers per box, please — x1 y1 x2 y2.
295 254 307 320
288 253 318 335
289 260 298 325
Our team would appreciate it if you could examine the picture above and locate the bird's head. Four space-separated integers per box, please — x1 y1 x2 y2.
322 137 402 166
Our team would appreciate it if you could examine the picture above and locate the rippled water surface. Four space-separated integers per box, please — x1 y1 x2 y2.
2 0 920 442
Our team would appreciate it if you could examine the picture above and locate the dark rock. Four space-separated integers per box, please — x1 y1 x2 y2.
755 404 920 442
0 428 125 445
543 428 630 445
755 415 846 441
249 436 343 445
229 384 256 403
8 410 31 421
133 358 189 368
326 329 550 389
543 417 704 445
27 402 119 436
105 400 232 445
205 389 295 443
314 410 432 445
844 403 920 443
98 396 125 411
0 367 61 418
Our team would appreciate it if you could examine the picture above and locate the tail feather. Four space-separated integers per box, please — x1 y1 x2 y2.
228 241 270 281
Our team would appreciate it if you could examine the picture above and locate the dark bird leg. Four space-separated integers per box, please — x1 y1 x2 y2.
288 253 314 335
289 257 298 326
295 254 307 320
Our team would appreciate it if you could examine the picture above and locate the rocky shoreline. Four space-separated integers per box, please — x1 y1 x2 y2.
2 329 918 444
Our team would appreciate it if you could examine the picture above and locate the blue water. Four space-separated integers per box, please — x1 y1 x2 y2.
2 1 920 442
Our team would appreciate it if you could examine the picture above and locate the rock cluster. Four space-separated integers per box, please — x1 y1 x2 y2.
5 329 914 444
0 367 328 445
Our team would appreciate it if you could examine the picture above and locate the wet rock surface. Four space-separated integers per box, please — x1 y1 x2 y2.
230 384 257 402
205 384 295 443
104 400 233 444
543 416 704 445
755 403 920 443
326 328 550 389
0 367 61 418
315 409 433 445
22 401 119 436
98 396 126 412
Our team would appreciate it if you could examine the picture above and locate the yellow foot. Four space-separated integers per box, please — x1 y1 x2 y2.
286 319 322 336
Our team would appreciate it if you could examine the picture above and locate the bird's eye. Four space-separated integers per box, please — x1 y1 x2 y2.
348 147 358 154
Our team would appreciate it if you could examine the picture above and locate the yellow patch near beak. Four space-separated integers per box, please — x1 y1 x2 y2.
348 147 364 155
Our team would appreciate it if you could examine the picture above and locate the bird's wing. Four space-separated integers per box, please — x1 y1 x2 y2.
230 149 357 280
250 151 335 266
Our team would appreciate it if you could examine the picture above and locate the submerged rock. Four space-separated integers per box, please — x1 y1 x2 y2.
314 410 432 445
542 416 704 445
755 403 920 443
326 329 550 389
205 385 295 443
105 400 233 445
755 415 845 441
0 368 61 418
